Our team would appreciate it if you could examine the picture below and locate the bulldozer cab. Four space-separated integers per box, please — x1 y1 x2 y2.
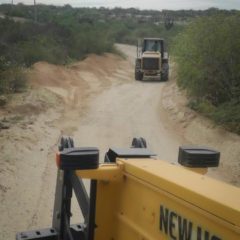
142 38 164 54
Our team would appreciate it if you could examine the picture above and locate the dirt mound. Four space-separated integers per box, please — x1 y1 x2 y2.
29 61 73 87
11 103 44 115
30 53 122 88
27 54 126 109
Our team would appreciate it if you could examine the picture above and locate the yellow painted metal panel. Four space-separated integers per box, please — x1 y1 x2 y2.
77 157 240 239
75 163 123 181
121 158 240 228
113 173 239 239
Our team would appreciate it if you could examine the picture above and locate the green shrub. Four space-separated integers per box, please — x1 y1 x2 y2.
0 67 26 94
174 14 240 104
173 14 240 134
188 99 216 115
211 102 240 134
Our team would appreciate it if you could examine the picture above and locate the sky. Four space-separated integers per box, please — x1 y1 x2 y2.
1 0 240 10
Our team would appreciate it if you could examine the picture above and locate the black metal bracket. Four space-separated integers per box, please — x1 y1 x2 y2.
16 228 57 240
16 224 85 240
16 136 99 240
104 147 155 163
50 167 98 240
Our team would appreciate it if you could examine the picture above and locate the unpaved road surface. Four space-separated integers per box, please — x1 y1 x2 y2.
0 44 239 239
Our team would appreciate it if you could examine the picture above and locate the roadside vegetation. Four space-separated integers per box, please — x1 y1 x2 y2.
0 4 239 134
173 13 240 134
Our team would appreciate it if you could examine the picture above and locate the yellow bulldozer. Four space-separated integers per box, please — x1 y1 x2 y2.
135 38 169 81
16 137 240 240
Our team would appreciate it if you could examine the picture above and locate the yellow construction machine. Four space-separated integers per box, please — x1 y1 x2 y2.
135 38 169 81
16 137 240 240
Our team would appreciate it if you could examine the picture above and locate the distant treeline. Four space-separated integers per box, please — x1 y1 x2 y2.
0 3 187 47
173 13 240 134
0 4 238 22
1 4 238 69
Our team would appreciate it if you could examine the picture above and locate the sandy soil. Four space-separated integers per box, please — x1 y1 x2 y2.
0 44 239 239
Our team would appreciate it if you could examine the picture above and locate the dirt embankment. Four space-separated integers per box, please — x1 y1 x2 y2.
161 62 240 185
0 45 239 240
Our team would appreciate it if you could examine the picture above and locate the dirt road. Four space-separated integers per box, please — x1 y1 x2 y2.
0 44 239 239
